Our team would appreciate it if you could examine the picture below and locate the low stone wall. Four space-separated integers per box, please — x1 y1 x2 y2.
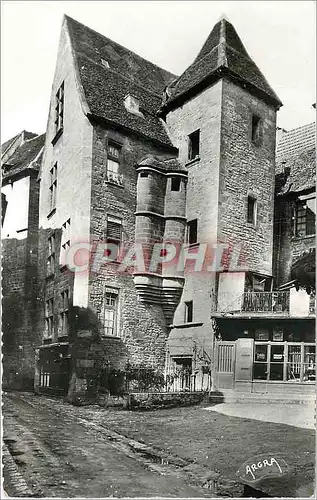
128 391 207 410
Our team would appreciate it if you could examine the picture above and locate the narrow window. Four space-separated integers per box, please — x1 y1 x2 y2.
187 219 198 244
60 218 71 267
59 290 69 337
251 114 262 145
171 177 181 191
103 291 118 336
54 82 64 134
295 195 316 237
45 298 54 339
247 196 257 225
106 141 123 185
47 233 56 276
140 171 149 178
1 192 8 226
185 300 193 323
106 215 122 260
49 163 57 213
188 130 200 160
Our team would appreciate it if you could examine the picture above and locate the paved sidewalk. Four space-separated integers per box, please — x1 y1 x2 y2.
204 402 315 429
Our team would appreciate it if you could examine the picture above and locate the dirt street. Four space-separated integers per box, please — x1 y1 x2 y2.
3 392 213 498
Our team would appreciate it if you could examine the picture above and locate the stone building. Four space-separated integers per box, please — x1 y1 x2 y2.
2 15 315 399
1 131 45 389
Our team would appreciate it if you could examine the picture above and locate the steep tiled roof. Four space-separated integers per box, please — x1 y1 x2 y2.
275 122 316 195
2 134 45 181
138 155 185 172
1 131 37 155
65 16 177 148
276 148 315 195
161 17 282 112
276 122 316 160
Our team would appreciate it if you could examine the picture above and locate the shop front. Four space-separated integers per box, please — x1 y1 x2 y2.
214 318 316 395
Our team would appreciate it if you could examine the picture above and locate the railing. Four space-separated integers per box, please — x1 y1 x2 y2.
106 171 124 186
217 291 290 314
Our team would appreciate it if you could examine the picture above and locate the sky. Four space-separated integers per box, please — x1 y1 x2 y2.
1 0 316 143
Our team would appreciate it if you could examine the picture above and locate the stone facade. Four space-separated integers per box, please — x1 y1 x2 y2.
4 15 314 399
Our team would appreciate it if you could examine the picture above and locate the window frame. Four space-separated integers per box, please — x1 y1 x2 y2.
55 82 64 132
187 219 198 245
295 195 316 237
58 289 69 338
171 177 181 192
49 163 58 215
247 195 257 225
106 141 123 186
47 233 56 277
251 114 263 146
60 218 71 268
103 290 119 337
45 298 54 339
184 300 193 323
253 341 315 383
188 129 200 161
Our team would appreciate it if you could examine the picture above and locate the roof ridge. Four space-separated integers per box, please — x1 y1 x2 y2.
283 122 316 134
64 15 177 80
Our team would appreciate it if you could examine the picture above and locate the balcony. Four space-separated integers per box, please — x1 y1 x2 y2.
216 291 290 316
106 171 124 187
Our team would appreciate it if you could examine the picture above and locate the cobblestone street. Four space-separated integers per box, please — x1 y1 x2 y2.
3 392 216 498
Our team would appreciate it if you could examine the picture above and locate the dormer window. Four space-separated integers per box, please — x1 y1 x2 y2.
124 94 144 117
188 130 200 161
101 59 110 68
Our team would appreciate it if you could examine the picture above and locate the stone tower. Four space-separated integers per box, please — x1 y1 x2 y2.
159 17 282 374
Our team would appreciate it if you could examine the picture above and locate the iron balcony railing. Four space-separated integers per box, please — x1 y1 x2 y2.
217 291 290 314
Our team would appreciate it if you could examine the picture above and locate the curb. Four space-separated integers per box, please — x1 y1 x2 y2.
2 443 34 497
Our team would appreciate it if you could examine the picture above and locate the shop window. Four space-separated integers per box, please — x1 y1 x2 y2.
103 291 118 336
295 195 316 237
171 177 181 191
247 196 257 225
303 345 316 381
253 344 268 380
270 344 284 381
254 342 315 383
184 300 193 323
188 129 200 161
187 219 198 245
287 345 301 380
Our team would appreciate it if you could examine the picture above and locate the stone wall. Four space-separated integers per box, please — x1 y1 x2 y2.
274 196 315 287
219 78 277 276
88 124 176 373
2 174 40 389
165 81 223 363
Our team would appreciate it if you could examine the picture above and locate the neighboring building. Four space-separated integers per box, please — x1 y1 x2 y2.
211 121 315 396
3 15 314 399
1 131 45 389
